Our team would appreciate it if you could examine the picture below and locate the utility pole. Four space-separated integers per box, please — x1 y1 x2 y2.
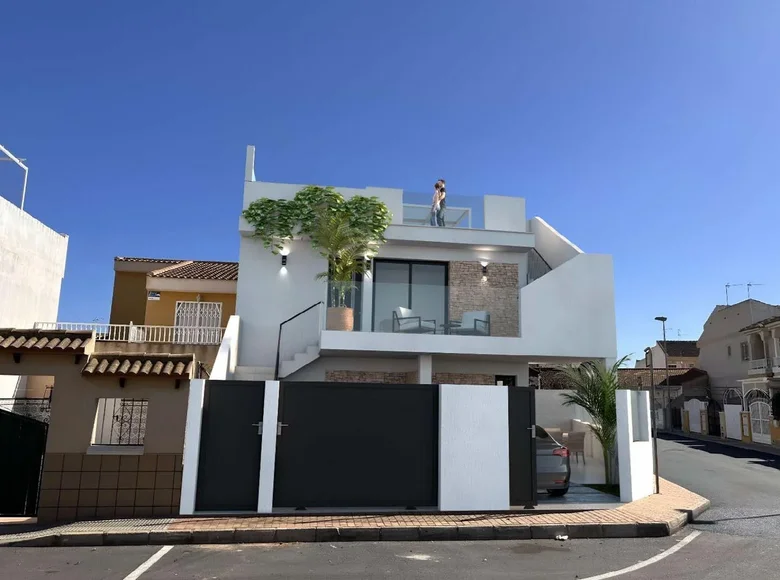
645 347 659 494
655 316 671 430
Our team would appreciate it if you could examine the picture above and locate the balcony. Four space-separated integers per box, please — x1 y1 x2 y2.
749 359 769 375
33 322 225 346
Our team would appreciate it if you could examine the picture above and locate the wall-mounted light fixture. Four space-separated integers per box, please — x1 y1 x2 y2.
480 260 489 282
280 247 290 266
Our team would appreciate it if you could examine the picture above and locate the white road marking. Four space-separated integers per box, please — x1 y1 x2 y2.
123 545 173 580
580 530 701 580
400 553 434 561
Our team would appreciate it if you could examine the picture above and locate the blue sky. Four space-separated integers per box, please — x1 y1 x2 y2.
2 1 780 363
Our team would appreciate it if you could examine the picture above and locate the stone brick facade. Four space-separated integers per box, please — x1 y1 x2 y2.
326 370 494 385
37 452 182 523
325 370 417 384
448 261 519 337
432 373 494 385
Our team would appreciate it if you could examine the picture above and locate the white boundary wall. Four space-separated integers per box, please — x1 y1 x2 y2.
724 404 743 440
0 196 68 397
439 384 509 511
616 390 654 503
181 382 514 514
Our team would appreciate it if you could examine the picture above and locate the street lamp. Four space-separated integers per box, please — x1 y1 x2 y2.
645 347 660 494
655 316 671 430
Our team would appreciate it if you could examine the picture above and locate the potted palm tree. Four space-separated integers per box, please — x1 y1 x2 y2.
310 209 378 331
559 356 629 485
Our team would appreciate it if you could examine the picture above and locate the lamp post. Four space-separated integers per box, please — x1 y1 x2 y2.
645 347 660 494
655 316 671 430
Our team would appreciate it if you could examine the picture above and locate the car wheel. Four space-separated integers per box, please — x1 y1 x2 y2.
547 487 569 497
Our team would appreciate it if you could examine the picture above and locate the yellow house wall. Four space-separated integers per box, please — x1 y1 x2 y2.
144 292 236 327
109 272 149 325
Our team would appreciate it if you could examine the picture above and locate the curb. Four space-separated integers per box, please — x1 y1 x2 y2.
2 521 679 547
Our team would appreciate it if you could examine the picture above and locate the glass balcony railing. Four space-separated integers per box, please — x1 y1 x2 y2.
401 192 485 229
323 281 519 338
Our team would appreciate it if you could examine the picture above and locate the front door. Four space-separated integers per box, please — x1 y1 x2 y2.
273 382 438 509
0 409 47 516
508 387 537 507
749 401 771 445
195 381 265 511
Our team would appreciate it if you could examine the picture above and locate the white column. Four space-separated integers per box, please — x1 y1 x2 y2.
180 379 206 515
418 354 433 384
439 384 509 511
616 390 654 503
257 380 280 513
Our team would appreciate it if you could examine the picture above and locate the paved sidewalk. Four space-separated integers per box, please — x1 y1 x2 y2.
0 479 708 547
662 429 780 457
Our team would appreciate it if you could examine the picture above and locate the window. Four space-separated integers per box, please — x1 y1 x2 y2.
92 398 148 446
740 342 750 361
727 345 732 357
668 364 678 369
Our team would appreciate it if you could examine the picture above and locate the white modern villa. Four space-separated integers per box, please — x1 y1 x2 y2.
233 146 617 385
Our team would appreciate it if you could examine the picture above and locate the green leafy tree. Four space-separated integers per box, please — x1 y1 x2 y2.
559 356 630 485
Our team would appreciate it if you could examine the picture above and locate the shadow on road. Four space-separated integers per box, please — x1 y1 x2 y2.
658 432 780 472
695 512 780 525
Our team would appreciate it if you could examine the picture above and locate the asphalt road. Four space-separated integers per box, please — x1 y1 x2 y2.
2 434 780 579
658 433 780 538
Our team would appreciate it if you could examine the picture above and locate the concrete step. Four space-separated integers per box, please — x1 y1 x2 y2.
280 347 320 378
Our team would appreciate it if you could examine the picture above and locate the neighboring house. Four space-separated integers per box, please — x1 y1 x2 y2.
634 340 699 369
235 146 618 385
0 192 68 399
697 299 780 404
36 257 238 369
0 329 198 520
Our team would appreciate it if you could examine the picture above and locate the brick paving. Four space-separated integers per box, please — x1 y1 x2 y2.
0 478 708 547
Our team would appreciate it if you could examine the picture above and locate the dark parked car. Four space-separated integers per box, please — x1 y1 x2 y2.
535 425 571 496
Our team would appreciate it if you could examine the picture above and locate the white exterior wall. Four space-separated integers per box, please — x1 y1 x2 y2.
0 196 68 397
535 389 592 430
528 217 583 269
439 384 509 511
484 195 526 232
520 253 617 360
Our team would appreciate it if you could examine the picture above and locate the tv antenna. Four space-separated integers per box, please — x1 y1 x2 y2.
725 283 744 306
747 282 764 300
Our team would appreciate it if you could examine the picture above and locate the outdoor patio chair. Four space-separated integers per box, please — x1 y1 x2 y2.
391 307 436 334
564 431 586 464
450 311 491 336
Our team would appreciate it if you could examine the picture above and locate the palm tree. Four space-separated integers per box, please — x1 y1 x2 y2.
559 356 630 485
310 209 377 310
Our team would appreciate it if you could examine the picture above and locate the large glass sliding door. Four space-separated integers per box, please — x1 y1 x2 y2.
372 260 448 333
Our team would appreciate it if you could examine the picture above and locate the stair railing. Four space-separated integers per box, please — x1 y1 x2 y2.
274 301 324 380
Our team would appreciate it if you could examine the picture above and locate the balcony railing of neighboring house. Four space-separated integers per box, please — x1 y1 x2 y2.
773 357 780 370
33 322 225 346
749 359 768 375
527 248 552 284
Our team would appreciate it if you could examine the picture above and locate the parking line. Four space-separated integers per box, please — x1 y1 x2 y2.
123 545 173 580
581 530 701 580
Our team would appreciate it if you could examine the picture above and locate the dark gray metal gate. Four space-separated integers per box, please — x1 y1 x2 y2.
274 382 438 509
508 387 537 507
195 380 265 511
0 408 48 516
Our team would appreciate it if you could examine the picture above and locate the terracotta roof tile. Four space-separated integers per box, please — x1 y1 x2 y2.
82 353 195 378
148 260 238 281
0 329 93 353
740 314 780 333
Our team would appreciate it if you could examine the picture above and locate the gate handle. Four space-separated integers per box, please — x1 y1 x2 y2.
277 422 289 435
